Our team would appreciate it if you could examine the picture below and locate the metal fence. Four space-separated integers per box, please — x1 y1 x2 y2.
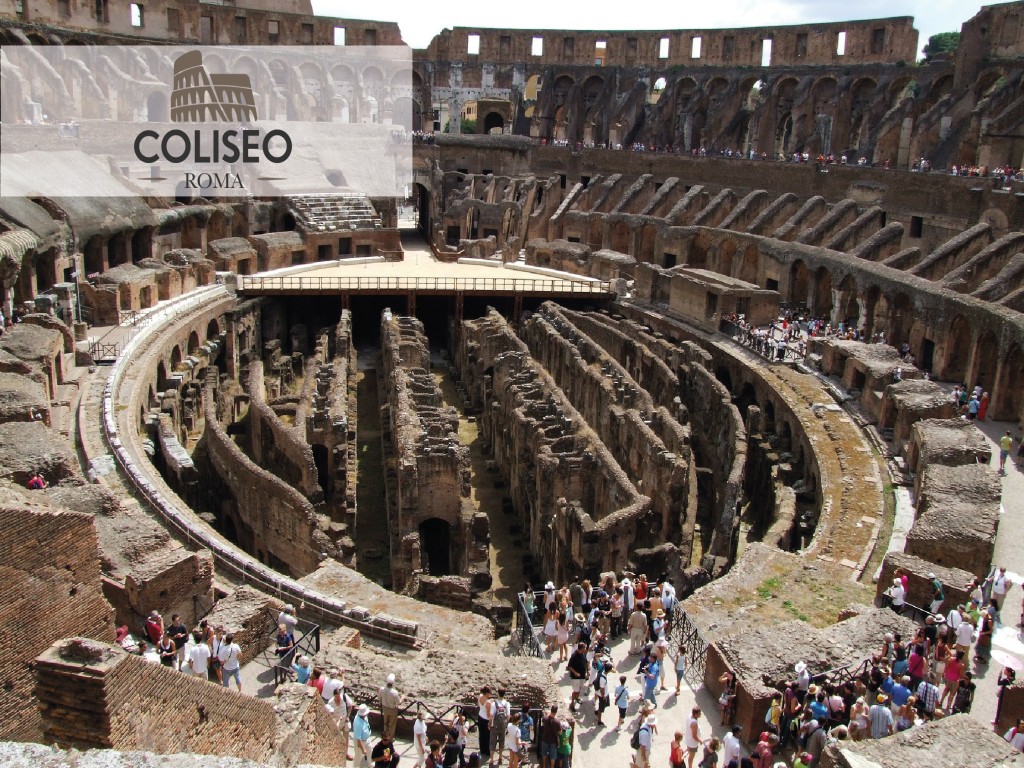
669 605 709 687
272 616 322 686
237 274 613 295
512 590 546 658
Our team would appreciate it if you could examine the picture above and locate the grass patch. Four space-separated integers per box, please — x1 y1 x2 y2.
757 576 782 599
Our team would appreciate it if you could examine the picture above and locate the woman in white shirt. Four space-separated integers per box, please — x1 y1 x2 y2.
506 712 523 768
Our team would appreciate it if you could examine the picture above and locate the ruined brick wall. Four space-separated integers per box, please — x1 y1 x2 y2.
202 368 329 577
0 506 113 742
202 586 281 667
35 638 277 758
380 311 486 589
124 549 214 632
459 309 649 582
876 552 972 613
246 361 321 501
274 684 348 767
423 20 918 69
907 463 1000 576
520 303 692 549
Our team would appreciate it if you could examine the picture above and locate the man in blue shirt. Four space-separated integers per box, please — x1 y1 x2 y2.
353 703 372 765
890 676 912 712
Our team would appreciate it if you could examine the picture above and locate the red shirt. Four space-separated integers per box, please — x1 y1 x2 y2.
144 618 162 644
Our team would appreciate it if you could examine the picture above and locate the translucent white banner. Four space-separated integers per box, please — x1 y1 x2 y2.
0 45 413 198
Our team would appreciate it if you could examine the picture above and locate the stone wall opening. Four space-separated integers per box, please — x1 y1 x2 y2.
419 515 452 576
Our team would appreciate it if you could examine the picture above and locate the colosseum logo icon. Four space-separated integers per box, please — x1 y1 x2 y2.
171 51 257 123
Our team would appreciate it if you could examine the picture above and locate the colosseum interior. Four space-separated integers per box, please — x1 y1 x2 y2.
1 1 1024 766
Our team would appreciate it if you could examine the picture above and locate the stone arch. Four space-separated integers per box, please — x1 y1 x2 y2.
812 267 833 318
970 330 999 392
974 68 1005 100
888 292 914 346
717 238 737 277
865 285 886 338
811 77 837 113
170 345 183 371
689 232 711 269
887 76 914 106
938 315 971 382
392 96 420 131
610 221 631 254
738 244 759 284
156 360 168 390
483 111 505 134
675 77 698 109
187 330 201 355
992 344 1023 421
789 260 810 306
835 274 860 327
924 75 953 109
637 224 658 262
207 318 221 339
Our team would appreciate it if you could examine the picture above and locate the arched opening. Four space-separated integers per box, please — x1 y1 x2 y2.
835 274 859 327
689 232 711 270
312 444 331 502
813 267 833 318
147 91 168 122
971 331 999 392
483 111 505 135
735 382 757 417
187 330 201 355
889 293 913 346
207 318 221 339
717 239 737 277
714 366 733 393
738 244 759 284
419 518 452 576
938 315 971 382
392 96 420 132
789 260 810 306
992 345 1023 421
156 361 168 391
170 346 183 371
610 221 631 253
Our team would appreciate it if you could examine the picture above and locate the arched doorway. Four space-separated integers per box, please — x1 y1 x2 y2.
938 315 971 382
813 267 833 319
188 330 201 355
483 111 505 135
312 444 330 502
970 331 999 392
738 244 759 284
789 260 810 306
835 275 859 327
419 518 452 575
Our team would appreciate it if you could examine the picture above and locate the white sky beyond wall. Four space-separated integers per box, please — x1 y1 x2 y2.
312 0 1005 56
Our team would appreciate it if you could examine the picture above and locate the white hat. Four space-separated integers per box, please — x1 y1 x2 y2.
928 573 937 579
795 661 807 673
386 673 396 685
645 714 657 725
545 581 555 590
357 704 370 716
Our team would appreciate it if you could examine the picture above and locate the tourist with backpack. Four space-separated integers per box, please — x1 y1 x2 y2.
489 690 511 766
630 714 655 768
614 675 631 730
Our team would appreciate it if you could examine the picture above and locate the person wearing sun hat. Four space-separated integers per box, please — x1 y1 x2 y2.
868 693 894 739
353 703 372 765
794 661 810 703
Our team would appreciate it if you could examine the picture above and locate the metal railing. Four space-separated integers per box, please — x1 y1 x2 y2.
512 591 546 658
669 605 709 687
237 274 614 295
272 615 322 685
192 592 217 626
